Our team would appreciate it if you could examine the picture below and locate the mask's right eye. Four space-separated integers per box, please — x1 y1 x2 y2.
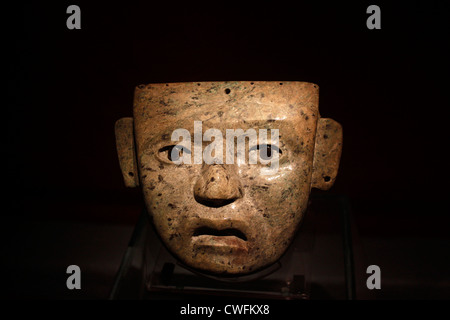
157 145 191 164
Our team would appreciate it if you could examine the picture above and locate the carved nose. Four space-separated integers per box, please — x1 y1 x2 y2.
194 165 242 207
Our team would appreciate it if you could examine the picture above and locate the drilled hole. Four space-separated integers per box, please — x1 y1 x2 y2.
225 88 231 94
324 176 331 182
128 172 134 177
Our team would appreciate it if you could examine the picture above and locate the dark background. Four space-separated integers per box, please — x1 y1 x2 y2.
4 1 450 299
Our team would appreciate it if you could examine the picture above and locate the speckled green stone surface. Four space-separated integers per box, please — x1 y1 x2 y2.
115 81 342 275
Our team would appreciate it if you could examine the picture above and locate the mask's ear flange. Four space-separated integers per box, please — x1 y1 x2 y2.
311 118 343 190
115 117 139 187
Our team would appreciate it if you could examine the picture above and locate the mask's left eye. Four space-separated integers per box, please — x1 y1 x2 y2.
249 144 282 161
157 145 191 164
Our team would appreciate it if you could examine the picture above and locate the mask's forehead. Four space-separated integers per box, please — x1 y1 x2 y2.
133 81 319 152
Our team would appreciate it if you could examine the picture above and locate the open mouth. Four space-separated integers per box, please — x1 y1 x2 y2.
192 227 247 241
191 226 248 253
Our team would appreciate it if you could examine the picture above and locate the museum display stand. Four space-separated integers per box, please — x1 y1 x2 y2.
109 194 355 300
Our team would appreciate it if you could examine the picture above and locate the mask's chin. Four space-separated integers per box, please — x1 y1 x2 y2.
176 254 282 282
174 235 283 276
149 193 303 275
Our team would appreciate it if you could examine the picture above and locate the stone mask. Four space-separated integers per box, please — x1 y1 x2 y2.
115 81 342 275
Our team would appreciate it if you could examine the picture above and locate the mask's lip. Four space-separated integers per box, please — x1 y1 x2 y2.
188 218 250 239
188 218 250 252
192 226 247 241
191 235 248 253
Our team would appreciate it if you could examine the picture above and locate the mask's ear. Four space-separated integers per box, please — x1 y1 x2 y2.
115 117 139 187
311 118 343 190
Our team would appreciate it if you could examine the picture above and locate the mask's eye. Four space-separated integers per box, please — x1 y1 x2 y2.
158 145 191 164
249 144 282 161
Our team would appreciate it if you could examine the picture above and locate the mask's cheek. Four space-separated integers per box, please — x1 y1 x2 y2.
248 175 306 259
140 168 198 252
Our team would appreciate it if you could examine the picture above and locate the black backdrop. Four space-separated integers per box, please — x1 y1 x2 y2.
5 1 450 298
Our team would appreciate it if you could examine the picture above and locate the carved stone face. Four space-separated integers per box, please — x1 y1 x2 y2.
115 81 342 275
